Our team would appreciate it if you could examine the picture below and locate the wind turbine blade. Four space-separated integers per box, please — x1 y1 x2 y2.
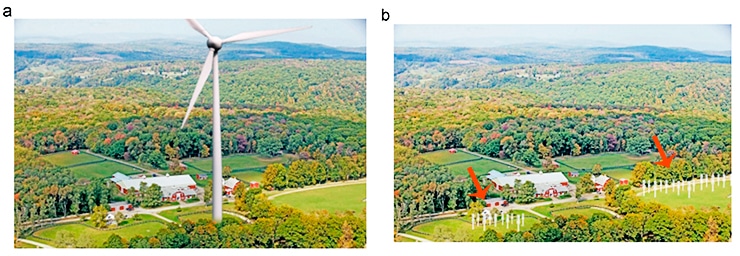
182 49 215 128
186 19 212 39
223 26 311 43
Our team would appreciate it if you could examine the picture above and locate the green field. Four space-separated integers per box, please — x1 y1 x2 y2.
420 150 479 165
159 206 211 222
15 241 40 248
643 183 731 210
532 200 608 217
446 159 515 176
41 151 100 166
557 152 657 170
32 217 166 247
397 236 418 242
68 161 142 179
603 168 633 180
186 154 292 172
231 170 264 183
271 183 366 214
409 214 539 241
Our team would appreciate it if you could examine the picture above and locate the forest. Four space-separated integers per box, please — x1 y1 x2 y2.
393 55 731 239
14 42 367 247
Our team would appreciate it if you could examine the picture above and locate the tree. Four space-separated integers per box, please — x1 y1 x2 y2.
126 186 140 207
258 137 283 156
204 179 213 204
141 182 163 208
128 235 150 248
103 234 128 248
572 142 582 156
89 204 109 228
576 173 595 199
479 229 502 242
603 179 617 206
515 180 536 204
76 233 95 248
201 144 210 158
703 216 720 242
591 163 602 176
223 165 232 177
55 230 76 248
114 211 125 225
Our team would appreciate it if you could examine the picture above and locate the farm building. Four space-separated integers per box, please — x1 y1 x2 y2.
619 178 629 186
196 174 208 180
249 181 260 189
568 171 579 177
485 197 508 207
489 172 569 198
485 170 506 180
223 177 241 196
591 175 611 192
71 150 80 155
448 148 457 153
111 172 197 201
109 201 133 212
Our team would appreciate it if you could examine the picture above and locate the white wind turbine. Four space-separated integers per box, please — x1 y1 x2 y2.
181 19 310 222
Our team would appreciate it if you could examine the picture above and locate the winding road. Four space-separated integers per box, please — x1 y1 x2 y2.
17 238 54 248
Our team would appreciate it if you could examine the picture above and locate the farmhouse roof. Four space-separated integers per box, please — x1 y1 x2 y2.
486 170 506 180
591 175 610 185
111 172 130 183
223 177 240 189
116 174 196 191
490 172 568 187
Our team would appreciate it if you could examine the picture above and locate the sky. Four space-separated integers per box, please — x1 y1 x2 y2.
15 19 366 47
395 25 731 51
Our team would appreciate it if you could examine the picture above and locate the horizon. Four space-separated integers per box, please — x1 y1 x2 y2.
15 19 367 48
395 25 731 52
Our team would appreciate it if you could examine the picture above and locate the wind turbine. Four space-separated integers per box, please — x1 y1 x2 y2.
181 19 310 222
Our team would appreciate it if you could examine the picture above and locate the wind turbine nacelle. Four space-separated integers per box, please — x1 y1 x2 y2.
207 37 223 51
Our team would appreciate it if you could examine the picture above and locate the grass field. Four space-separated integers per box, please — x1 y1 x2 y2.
532 199 608 217
15 241 40 248
231 170 264 183
271 183 366 214
420 150 479 165
643 183 731 210
68 161 142 179
159 206 211 222
41 151 100 166
186 154 292 172
32 218 166 247
446 159 515 176
603 168 633 180
397 236 418 242
409 213 540 241
557 152 658 170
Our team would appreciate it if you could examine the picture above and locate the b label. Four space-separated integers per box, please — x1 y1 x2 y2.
381 8 389 21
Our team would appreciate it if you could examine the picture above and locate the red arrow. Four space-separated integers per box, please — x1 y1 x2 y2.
467 167 491 200
652 135 675 168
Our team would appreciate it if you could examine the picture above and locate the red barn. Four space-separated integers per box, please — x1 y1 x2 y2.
71 150 80 155
223 177 240 196
619 179 629 186
448 149 457 153
249 181 260 189
489 171 569 198
591 175 611 192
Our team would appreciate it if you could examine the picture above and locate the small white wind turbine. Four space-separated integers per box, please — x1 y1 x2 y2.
182 19 310 222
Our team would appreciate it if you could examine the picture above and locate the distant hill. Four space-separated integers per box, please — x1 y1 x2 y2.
395 45 730 64
14 41 366 62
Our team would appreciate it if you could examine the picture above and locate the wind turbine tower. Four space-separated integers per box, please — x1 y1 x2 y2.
182 19 310 222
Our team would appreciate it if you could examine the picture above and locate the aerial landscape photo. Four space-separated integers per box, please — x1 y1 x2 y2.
14 19 366 248
393 25 731 242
